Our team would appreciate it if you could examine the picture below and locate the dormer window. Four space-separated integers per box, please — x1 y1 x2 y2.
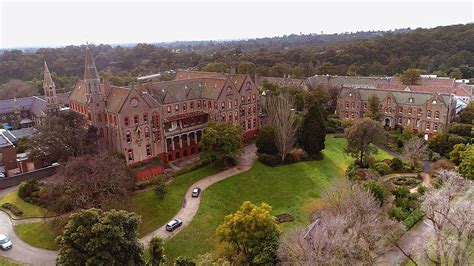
432 100 437 104
409 98 414 103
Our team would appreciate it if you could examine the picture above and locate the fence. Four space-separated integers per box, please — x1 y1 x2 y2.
0 165 58 189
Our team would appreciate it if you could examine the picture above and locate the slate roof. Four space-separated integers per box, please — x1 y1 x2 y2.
0 93 69 116
0 129 14 148
307 75 392 89
175 70 249 91
260 76 306 88
105 86 131 113
69 80 87 104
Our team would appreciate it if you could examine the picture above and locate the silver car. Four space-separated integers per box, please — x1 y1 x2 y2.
0 234 12 250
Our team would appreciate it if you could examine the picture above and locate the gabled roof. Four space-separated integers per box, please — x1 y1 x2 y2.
105 86 131 114
43 61 55 89
69 80 88 104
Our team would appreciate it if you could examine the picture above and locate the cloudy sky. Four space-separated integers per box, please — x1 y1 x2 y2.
0 0 472 48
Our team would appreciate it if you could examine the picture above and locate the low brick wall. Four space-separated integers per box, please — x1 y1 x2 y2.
134 165 164 181
0 165 58 189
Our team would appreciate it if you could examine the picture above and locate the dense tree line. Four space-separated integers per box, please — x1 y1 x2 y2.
0 24 472 95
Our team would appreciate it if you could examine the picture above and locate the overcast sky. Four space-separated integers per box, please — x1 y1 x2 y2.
0 0 472 49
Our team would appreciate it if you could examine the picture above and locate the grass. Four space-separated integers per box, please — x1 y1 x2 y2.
163 136 393 259
14 222 61 250
0 256 24 266
0 191 53 218
130 164 222 236
12 136 393 254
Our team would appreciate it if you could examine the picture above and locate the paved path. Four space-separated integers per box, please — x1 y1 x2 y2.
140 144 257 247
0 144 257 265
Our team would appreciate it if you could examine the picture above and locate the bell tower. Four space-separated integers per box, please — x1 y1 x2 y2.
43 61 59 114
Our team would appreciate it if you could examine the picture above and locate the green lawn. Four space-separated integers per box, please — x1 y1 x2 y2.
130 164 221 236
0 256 24 266
163 136 393 259
14 222 61 250
0 191 54 218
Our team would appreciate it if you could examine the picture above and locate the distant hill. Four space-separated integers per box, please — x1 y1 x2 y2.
0 24 472 92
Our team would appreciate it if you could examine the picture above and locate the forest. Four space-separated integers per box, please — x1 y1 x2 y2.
0 23 472 99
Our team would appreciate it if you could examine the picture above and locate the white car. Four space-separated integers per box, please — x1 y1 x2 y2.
0 234 12 250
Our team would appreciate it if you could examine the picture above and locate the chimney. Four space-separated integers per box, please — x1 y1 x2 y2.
230 66 236 75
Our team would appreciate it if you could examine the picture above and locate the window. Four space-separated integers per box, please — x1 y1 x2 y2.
97 113 102 123
247 95 251 104
253 118 257 128
113 116 117 126
126 131 132 143
345 112 349 118
418 109 422 116
351 112 355 119
234 99 238 108
143 113 148 123
203 101 207 108
364 103 368 109
183 103 187 112
434 123 439 131
128 149 134 161
408 108 412 114
214 102 217 110
384 107 388 113
124 117 129 126
398 117 402 124
252 94 256 102
175 104 179 113
221 102 225 110
398 107 403 113
229 112 233 122
253 105 256 114
386 97 391 105
426 122 430 130
351 102 355 109
409 98 414 103
432 100 437 104
435 111 440 119
248 106 251 116
197 100 201 109
146 144 151 157
145 127 150 139
345 101 349 108
99 128 104 138
247 119 251 129
167 106 171 114
134 115 139 124
190 102 194 110
426 110 431 118
228 100 232 109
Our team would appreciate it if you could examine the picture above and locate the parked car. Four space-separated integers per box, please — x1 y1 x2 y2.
191 187 201 197
165 218 182 232
0 234 12 250
0 173 5 178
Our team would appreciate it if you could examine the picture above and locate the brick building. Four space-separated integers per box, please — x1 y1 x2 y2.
69 47 261 166
336 86 456 140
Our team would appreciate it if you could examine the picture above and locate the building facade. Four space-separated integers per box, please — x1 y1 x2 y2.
336 86 456 140
69 48 262 166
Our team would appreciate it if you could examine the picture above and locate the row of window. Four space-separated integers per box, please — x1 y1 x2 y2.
165 95 257 115
125 127 161 143
345 101 442 119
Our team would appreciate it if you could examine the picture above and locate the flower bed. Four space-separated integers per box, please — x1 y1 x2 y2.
2 202 23 216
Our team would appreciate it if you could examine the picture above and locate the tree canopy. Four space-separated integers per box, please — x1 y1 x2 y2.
199 121 243 163
216 201 280 264
345 118 386 166
299 102 326 156
56 208 144 265
364 95 382 121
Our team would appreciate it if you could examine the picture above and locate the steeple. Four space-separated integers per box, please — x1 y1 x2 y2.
84 46 100 81
43 61 59 114
83 45 102 103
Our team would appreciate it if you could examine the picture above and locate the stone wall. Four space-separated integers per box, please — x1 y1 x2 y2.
0 165 58 189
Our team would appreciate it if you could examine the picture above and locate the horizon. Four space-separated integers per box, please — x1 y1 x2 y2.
1 0 473 49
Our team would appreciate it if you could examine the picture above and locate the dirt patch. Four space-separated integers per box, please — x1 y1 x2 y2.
275 213 295 224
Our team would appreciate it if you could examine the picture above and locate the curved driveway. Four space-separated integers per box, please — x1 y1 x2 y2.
0 144 257 265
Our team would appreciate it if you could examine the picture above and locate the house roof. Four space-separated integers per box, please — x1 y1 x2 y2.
105 86 131 113
69 80 88 104
261 76 306 88
0 93 69 116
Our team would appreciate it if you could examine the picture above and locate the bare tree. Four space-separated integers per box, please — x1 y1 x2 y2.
264 94 298 161
0 79 37 100
415 170 473 265
402 138 429 169
279 181 397 265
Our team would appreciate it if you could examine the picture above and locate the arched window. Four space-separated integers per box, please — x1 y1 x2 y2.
351 102 355 108
124 117 129 126
426 122 431 130
435 111 440 119
386 97 391 105
345 102 349 108
126 131 132 143
145 127 150 139
426 110 431 118
345 112 349 118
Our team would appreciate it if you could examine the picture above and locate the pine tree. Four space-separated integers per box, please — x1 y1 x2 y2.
365 95 382 121
300 102 326 156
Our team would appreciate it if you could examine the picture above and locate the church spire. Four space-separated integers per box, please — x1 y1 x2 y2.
43 61 55 90
43 61 59 114
84 46 100 81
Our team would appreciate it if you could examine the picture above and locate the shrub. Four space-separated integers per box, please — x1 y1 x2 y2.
392 185 410 199
390 158 403 171
403 209 424 229
154 176 168 200
430 152 442 161
373 162 391 175
2 203 23 216
18 179 43 204
364 181 387 205
136 174 168 190
341 118 354 129
396 138 404 149
255 125 278 155
258 153 281 167
447 134 468 147
175 256 195 266
345 162 360 180
325 126 336 134
388 206 408 221
172 160 208 176
448 122 472 137
288 148 306 162
417 185 427 195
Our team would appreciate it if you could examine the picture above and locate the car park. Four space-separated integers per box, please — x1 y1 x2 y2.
0 234 12 250
165 218 183 232
191 187 201 197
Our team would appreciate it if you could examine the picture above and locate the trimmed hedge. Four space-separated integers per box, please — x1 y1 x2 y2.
403 209 424 229
258 153 282 167
2 202 23 216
